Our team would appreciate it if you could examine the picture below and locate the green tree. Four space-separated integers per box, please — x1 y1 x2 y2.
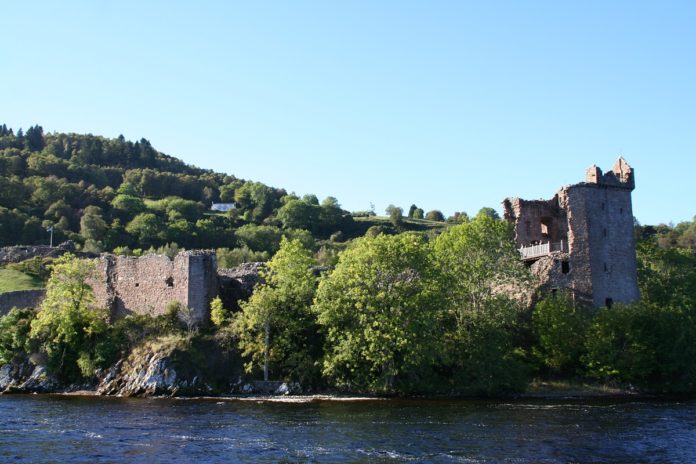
476 207 500 221
0 307 36 365
233 238 319 383
637 238 696 310
0 176 28 209
447 211 469 224
125 213 166 248
532 292 589 374
318 196 346 234
385 204 403 228
28 254 114 381
302 193 319 205
25 125 45 152
218 183 237 203
235 224 284 255
111 193 146 219
425 210 445 222
583 303 696 392
80 206 108 246
234 181 279 223
277 198 320 230
432 215 531 394
314 233 442 393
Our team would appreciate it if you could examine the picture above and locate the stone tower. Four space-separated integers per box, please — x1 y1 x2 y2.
502 157 639 307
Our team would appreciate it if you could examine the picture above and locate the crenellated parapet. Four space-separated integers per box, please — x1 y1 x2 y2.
585 157 635 190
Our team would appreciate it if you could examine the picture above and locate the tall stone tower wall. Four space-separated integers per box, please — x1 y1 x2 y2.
186 253 219 323
569 185 639 307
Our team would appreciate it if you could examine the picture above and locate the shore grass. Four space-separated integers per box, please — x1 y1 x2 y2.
0 267 45 293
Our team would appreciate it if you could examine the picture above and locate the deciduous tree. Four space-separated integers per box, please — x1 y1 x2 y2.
314 233 442 393
233 238 318 383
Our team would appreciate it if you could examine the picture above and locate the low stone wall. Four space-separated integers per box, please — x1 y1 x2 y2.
0 242 76 265
0 289 46 316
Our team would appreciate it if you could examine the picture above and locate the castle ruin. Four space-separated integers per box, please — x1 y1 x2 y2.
89 251 219 323
502 157 640 307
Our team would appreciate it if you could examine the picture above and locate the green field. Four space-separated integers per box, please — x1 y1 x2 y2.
0 268 45 293
353 215 448 231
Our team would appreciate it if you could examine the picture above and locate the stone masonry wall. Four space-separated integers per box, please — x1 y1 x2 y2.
503 196 568 246
0 289 46 316
579 184 639 306
90 251 218 323
186 253 218 323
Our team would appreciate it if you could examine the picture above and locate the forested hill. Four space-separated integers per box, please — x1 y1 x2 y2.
0 124 451 265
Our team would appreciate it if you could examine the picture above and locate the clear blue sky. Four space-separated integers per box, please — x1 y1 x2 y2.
3 1 695 225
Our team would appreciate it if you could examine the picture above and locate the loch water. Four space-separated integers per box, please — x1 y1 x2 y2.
0 395 694 463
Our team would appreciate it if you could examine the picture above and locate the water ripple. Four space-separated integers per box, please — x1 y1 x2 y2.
0 396 694 463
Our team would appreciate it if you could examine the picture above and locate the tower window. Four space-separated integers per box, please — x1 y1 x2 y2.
601 202 605 210
561 261 570 274
620 207 624 214
605 297 613 308
604 263 608 272
165 277 174 288
135 283 139 287
603 228 607 237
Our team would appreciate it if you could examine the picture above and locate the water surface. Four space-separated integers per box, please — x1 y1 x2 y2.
0 395 693 463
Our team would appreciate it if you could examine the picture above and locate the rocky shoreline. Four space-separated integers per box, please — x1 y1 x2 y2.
0 357 650 401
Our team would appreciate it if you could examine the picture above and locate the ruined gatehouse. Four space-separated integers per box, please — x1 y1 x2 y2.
502 157 640 307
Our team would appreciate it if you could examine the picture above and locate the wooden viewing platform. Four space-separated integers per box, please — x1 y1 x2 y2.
519 241 566 261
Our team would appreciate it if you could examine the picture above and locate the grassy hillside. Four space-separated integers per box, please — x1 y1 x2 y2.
0 268 45 293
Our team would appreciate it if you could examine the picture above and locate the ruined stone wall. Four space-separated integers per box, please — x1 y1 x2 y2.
503 157 639 308
0 241 90 265
0 289 46 316
90 251 218 323
503 197 568 246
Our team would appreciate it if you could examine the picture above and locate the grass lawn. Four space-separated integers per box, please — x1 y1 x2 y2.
353 215 448 231
0 268 45 293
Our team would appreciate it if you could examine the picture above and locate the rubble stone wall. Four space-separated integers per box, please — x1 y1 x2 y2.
0 289 46 316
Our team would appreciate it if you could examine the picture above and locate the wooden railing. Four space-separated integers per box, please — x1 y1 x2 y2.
519 241 566 260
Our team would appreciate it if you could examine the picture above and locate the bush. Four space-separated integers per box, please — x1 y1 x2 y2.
0 307 36 365
532 292 590 374
6 256 54 282
217 246 269 268
583 303 696 392
210 297 229 328
111 313 182 352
